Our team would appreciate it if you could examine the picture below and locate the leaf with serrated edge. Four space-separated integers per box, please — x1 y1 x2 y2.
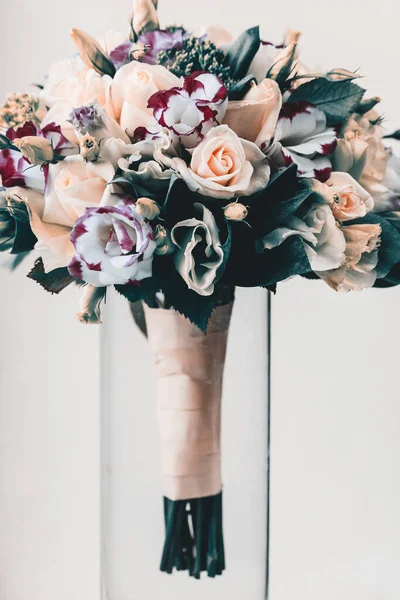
288 79 365 124
27 258 76 294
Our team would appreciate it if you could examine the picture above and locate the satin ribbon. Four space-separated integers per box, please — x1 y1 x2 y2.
144 302 233 501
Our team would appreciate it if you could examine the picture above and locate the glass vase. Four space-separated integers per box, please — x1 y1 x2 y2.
101 287 270 600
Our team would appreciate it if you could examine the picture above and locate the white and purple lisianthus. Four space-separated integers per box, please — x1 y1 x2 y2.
148 72 228 149
68 203 157 286
265 101 337 181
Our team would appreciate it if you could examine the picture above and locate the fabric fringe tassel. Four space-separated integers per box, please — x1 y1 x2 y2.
160 492 225 578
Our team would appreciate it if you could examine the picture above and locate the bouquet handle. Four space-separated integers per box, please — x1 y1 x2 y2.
144 301 233 577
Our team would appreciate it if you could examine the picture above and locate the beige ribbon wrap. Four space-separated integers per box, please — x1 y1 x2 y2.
144 302 233 501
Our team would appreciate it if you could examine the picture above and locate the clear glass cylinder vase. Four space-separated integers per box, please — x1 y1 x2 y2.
101 287 270 600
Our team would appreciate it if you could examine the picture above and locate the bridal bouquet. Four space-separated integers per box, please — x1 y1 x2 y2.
1 0 400 579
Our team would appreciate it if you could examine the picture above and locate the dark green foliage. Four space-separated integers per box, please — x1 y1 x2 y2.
27 258 76 293
383 130 400 141
157 37 234 88
288 78 365 125
246 164 314 237
11 218 37 254
114 275 162 303
222 232 311 288
224 26 260 81
228 75 257 100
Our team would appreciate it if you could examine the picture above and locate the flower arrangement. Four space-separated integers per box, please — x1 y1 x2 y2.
2 0 400 580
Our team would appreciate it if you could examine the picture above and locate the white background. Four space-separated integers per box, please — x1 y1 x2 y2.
0 0 400 599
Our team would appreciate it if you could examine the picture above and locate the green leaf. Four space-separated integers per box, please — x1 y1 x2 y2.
383 130 400 141
246 164 313 236
288 78 365 125
224 26 260 81
27 258 76 293
114 275 161 303
373 263 400 288
87 50 116 78
161 269 219 333
222 227 311 287
228 75 257 100
268 42 297 90
11 219 37 254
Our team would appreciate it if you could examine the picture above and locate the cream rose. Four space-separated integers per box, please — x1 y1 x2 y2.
319 223 382 292
321 172 374 221
111 61 181 135
223 79 282 147
332 110 387 188
168 125 270 199
40 57 118 144
25 153 119 271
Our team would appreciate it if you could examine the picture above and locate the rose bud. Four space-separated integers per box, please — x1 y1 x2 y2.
13 136 54 166
135 197 160 220
132 0 159 36
154 225 175 256
131 42 147 60
79 133 100 162
224 202 248 222
70 28 115 77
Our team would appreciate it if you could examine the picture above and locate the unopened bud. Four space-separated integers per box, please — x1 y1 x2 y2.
70 28 116 78
224 202 248 222
79 133 100 162
132 0 159 35
14 136 54 166
131 42 147 60
284 29 301 46
136 197 160 220
153 224 175 255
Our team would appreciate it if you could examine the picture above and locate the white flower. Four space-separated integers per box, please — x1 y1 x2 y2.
266 102 337 180
261 203 346 272
69 203 156 286
167 125 270 200
148 72 228 149
118 129 176 189
111 61 181 136
171 203 224 296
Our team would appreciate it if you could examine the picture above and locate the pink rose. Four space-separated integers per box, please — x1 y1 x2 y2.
148 72 228 149
68 204 156 286
26 152 120 271
167 124 270 199
327 172 374 221
41 61 116 143
223 79 282 147
319 223 382 292
111 61 181 135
